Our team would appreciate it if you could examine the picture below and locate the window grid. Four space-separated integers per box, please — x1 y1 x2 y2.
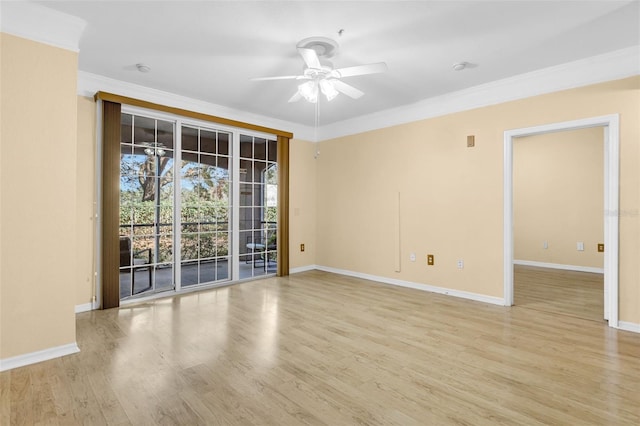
239 134 278 277
119 113 175 298
180 125 232 286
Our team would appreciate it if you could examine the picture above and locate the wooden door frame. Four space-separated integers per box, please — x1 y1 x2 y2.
503 114 620 328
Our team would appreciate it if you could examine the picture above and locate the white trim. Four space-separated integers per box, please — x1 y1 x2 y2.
0 343 80 372
0 1 86 52
77 71 314 141
319 46 639 141
604 115 620 326
513 260 604 274
289 264 318 274
504 129 514 307
504 114 620 328
316 265 504 306
618 321 640 334
76 48 638 144
75 302 98 313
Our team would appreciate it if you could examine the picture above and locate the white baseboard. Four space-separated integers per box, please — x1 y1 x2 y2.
289 264 318 274
315 265 505 306
75 301 98 313
514 260 604 274
618 321 640 334
0 342 80 372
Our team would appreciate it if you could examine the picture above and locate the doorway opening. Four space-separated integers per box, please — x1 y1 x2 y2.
512 128 604 322
503 114 619 328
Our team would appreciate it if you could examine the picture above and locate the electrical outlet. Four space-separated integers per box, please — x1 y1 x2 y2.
300 243 305 252
577 242 584 251
543 240 548 249
409 253 416 262
598 243 604 252
457 259 464 269
427 254 434 265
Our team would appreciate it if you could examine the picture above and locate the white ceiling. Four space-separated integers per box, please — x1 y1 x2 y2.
29 1 640 127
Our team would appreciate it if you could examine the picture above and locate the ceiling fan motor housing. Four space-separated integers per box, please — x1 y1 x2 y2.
297 36 339 58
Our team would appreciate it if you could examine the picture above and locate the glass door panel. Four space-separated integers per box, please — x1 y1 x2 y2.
239 135 277 279
119 113 175 299
180 125 232 287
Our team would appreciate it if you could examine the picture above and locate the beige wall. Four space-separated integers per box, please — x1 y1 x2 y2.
514 128 604 268
0 34 79 358
24 66 640 357
289 139 317 269
316 76 639 324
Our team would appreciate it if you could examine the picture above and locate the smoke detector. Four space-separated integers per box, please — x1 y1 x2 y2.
136 63 151 73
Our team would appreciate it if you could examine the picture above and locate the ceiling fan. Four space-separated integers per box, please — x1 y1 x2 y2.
251 37 388 103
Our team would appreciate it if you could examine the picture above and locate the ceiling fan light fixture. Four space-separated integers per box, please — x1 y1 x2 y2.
319 79 339 101
143 142 166 157
298 80 318 103
254 37 388 104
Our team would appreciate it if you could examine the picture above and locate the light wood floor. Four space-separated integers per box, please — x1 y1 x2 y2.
514 265 604 322
2 270 639 425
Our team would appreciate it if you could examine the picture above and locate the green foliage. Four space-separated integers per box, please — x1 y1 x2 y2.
121 158 231 263
120 150 279 266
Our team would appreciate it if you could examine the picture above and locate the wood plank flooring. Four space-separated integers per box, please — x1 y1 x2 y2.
2 270 639 425
514 265 604 322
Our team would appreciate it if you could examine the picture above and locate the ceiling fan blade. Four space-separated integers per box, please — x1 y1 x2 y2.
288 91 302 103
251 75 301 81
298 47 322 69
331 80 364 99
333 62 388 78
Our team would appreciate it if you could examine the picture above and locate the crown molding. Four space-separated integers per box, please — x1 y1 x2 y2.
78 71 313 140
78 45 638 143
0 1 86 52
319 45 640 141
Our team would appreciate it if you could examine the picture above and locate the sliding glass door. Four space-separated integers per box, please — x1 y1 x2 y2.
118 110 277 300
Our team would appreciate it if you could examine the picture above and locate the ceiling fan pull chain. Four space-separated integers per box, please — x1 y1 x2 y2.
314 99 320 143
